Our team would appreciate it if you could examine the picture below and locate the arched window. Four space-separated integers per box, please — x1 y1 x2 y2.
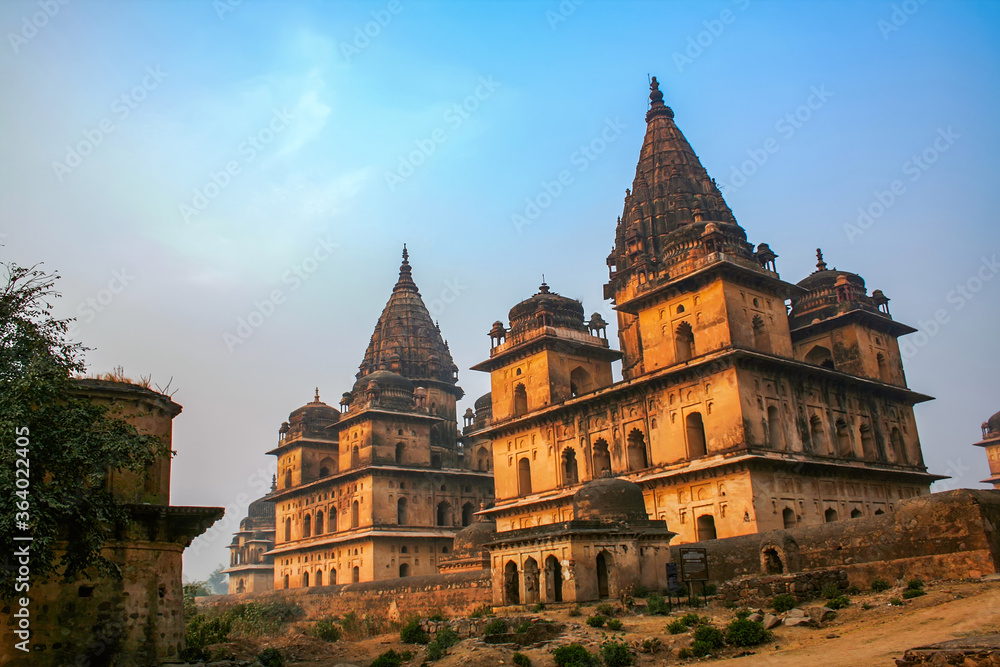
824 508 839 523
592 438 611 476
513 384 528 417
696 514 717 541
835 419 852 457
436 500 451 527
352 566 359 583
850 509 863 519
330 509 338 532
397 497 408 525
569 367 592 397
782 507 796 529
330 568 337 585
302 571 309 587
351 500 359 528
626 429 648 471
810 415 827 454
877 352 890 383
302 514 312 538
596 552 611 599
891 427 907 464
860 424 876 460
318 456 335 477
315 570 323 586
562 448 579 484
517 457 532 495
236 578 245 593
476 447 490 471
395 442 405 465
504 561 520 605
676 321 695 362
545 555 563 602
805 345 835 369
461 502 474 527
431 453 442 469
351 445 360 468
284 517 291 542
283 574 289 589
315 510 324 534
767 406 783 450
284 469 292 489
752 315 771 353
523 557 540 605
399 563 410 577
686 412 707 458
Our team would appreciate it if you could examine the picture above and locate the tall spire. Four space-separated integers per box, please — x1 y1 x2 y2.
394 243 417 293
815 248 828 272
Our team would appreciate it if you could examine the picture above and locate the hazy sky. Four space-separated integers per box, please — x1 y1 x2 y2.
2 0 998 581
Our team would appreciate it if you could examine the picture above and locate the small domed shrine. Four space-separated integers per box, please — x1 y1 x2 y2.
225 476 278 594
973 410 1000 488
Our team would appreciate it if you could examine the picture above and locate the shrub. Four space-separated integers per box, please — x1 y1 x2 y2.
469 605 493 618
310 617 342 642
646 595 670 616
693 624 725 649
369 649 404 667
903 589 926 599
532 603 546 612
848 585 861 595
513 652 532 667
827 596 851 610
680 612 702 627
258 648 284 667
186 613 232 649
678 648 694 659
516 621 532 633
428 612 447 622
606 619 624 631
177 647 210 663
553 643 600 667
640 637 662 653
889 597 904 606
871 578 891 593
600 639 635 667
586 615 607 628
771 594 797 613
228 600 304 638
691 640 714 657
631 584 649 598
725 618 771 647
399 617 429 644
596 603 617 617
861 602 872 610
341 611 387 639
667 619 688 634
426 631 458 663
907 578 925 591
688 595 704 608
735 608 751 620
674 585 689 598
568 605 582 617
704 583 718 596
483 618 508 636
821 582 841 600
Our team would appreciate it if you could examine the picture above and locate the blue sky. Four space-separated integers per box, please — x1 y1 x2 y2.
2 0 998 581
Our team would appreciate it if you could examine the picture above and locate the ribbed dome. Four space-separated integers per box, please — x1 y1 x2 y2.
507 282 586 337
573 476 649 522
474 392 492 411
356 247 461 395
451 516 497 558
247 494 274 520
289 392 340 423
987 411 1000 436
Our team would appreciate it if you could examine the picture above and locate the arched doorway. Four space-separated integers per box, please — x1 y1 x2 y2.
513 384 528 417
850 508 863 519
626 428 648 470
315 570 323 586
523 558 540 605
236 578 245 593
397 497 408 525
544 555 563 602
399 563 410 577
302 514 312 538
315 510 324 534
752 315 771 353
676 321 695 362
686 412 707 458
436 500 451 527
302 571 309 587
762 548 783 574
352 566 360 582
477 447 490 471
696 514 717 541
461 502 475 527
824 508 839 523
318 456 335 477
517 458 532 494
351 445 360 468
395 442 405 464
782 507 797 529
562 448 579 484
504 561 520 605
330 568 337 585
592 438 611 476
569 366 592 397
768 406 783 450
351 500 359 528
596 552 611 599
805 345 834 368
284 517 291 542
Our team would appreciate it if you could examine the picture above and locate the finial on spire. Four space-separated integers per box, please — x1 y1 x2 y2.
314 387 320 403
393 244 417 293
815 248 828 272
270 474 277 492
539 276 550 294
402 243 408 263
645 75 674 122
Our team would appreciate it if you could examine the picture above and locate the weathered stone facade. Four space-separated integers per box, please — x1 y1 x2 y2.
465 78 939 590
263 249 494 589
1 379 223 667
974 411 1000 489
223 477 277 594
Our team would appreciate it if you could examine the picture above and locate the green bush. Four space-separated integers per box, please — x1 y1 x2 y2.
532 603 546 612
847 585 861 595
827 596 851 610
310 617 342 642
568 605 582 617
889 597 904 606
907 579 925 591
553 643 600 667
469 605 493 618
516 621 532 634
399 617 429 644
861 602 872 610
678 648 694 659
680 612 702 627
606 619 624 631
586 615 607 628
691 640 714 657
177 647 210 663
369 649 404 667
428 612 447 622
735 608 751 620
871 578 891 593
667 619 688 634
688 595 704 608
703 583 718 596
771 594 797 613
513 652 532 667
228 600 304 637
340 611 387 639
483 618 508 636
600 639 635 667
596 603 617 617
821 582 841 599
646 595 670 615
903 589 926 599
631 585 649 598
258 648 284 667
640 637 662 654
725 618 771 647
693 624 724 649
186 613 232 649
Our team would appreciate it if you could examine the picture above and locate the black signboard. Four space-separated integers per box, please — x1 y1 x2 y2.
666 562 680 594
679 547 709 582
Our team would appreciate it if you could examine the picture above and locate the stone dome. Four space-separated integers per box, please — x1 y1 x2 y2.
247 494 275 521
508 282 586 337
451 515 497 558
474 392 492 411
796 268 866 292
985 411 1000 437
351 370 415 395
572 476 649 523
289 394 340 424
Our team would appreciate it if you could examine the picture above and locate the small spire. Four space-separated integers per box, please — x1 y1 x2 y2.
815 248 828 272
314 387 320 403
646 75 674 122
393 244 418 293
270 474 277 493
539 276 550 294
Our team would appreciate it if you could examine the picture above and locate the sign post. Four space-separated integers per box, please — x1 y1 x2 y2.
678 547 710 604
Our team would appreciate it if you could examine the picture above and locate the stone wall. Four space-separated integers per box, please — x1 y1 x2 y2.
669 489 1000 587
720 569 849 604
202 570 491 620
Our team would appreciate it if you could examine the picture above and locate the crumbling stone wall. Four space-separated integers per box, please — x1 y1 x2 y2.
720 569 849 604
670 489 1000 587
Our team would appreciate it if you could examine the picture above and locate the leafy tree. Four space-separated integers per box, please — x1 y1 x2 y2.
0 262 168 595
206 564 229 595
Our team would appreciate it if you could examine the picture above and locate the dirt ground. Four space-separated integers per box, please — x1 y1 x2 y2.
238 579 1000 667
